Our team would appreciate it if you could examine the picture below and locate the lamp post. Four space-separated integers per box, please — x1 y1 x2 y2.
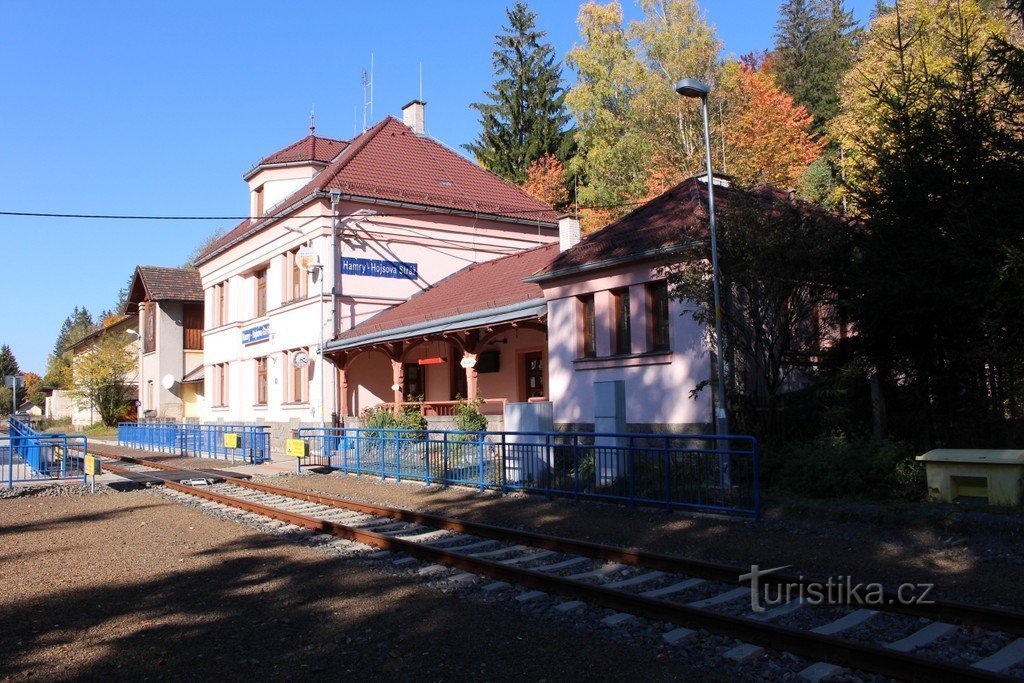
675 77 729 437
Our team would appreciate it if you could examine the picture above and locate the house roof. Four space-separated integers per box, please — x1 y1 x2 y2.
197 116 559 265
531 178 710 281
124 266 204 313
68 313 138 353
327 243 559 351
243 134 349 179
530 177 822 282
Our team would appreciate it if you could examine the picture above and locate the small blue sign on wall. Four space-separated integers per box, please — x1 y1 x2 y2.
242 323 270 345
341 257 418 280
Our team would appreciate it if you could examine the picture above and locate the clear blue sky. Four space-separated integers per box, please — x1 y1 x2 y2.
0 0 873 374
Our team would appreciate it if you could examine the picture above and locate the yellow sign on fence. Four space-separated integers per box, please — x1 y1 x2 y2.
285 439 307 458
84 454 101 476
223 433 240 449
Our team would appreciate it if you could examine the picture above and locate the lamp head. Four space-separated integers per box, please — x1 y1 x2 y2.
675 78 711 99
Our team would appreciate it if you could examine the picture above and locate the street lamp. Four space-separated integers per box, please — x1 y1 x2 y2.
675 77 729 436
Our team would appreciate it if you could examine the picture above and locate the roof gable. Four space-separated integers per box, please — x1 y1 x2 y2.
125 266 204 311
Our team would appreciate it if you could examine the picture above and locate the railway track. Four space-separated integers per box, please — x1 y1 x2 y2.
94 447 1024 682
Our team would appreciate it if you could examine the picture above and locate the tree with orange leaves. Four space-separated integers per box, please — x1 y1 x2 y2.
722 61 824 188
521 154 570 210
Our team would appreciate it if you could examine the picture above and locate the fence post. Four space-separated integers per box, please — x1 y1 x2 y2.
628 436 636 509
478 433 485 493
573 435 580 502
424 431 431 487
500 432 507 494
664 441 672 513
442 431 449 486
546 433 553 501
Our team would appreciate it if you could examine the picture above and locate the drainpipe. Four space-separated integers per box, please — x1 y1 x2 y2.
329 189 341 423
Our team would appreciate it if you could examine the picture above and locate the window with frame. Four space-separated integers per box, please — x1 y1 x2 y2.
578 294 596 358
612 288 631 355
255 356 268 406
284 250 308 304
646 281 671 352
286 350 309 403
254 268 267 317
211 282 229 327
143 302 156 353
213 363 229 407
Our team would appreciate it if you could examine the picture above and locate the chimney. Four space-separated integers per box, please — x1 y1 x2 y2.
558 215 581 252
402 100 426 136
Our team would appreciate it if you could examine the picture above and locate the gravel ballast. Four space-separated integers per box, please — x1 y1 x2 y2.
260 471 1024 611
0 489 722 681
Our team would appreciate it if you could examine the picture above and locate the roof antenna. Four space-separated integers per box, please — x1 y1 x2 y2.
361 53 374 133
419 61 423 101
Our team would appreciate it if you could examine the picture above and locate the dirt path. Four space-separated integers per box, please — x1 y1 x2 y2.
0 490 716 681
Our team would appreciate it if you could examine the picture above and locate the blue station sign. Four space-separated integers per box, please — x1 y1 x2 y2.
341 257 418 280
242 323 270 346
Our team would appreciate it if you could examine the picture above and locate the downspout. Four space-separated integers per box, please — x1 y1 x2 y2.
329 189 342 425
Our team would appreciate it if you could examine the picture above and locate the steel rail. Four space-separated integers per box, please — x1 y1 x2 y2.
92 446 1024 638
101 460 1013 683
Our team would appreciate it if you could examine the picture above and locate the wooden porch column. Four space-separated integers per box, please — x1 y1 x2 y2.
338 365 349 418
464 353 479 400
391 359 404 407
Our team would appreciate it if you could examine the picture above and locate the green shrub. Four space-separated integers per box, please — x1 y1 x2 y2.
452 396 488 433
769 432 925 501
360 403 426 435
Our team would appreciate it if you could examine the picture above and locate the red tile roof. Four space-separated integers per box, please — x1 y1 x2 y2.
337 243 559 341
125 266 204 310
532 178 830 280
197 116 558 264
246 134 349 175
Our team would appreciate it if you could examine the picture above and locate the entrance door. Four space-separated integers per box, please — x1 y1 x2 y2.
522 351 545 400
402 363 425 400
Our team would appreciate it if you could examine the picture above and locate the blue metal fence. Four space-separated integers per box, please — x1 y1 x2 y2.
297 427 760 519
3 416 88 486
117 422 271 463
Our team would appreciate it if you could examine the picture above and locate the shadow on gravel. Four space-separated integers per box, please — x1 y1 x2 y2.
0 506 151 538
0 525 704 682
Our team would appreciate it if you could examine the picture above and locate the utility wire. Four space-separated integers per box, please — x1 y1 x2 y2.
0 200 646 222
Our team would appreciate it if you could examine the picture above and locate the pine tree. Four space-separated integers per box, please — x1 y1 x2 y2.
0 345 19 378
774 0 860 133
465 2 572 184
0 345 20 415
44 307 95 389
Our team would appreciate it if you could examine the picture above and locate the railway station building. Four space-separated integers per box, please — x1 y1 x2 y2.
179 100 836 447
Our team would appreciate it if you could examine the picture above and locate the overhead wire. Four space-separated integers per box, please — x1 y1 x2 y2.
0 199 647 222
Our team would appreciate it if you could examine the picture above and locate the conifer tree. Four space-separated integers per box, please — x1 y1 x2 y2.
774 0 860 133
465 2 572 184
43 306 95 389
0 344 20 416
